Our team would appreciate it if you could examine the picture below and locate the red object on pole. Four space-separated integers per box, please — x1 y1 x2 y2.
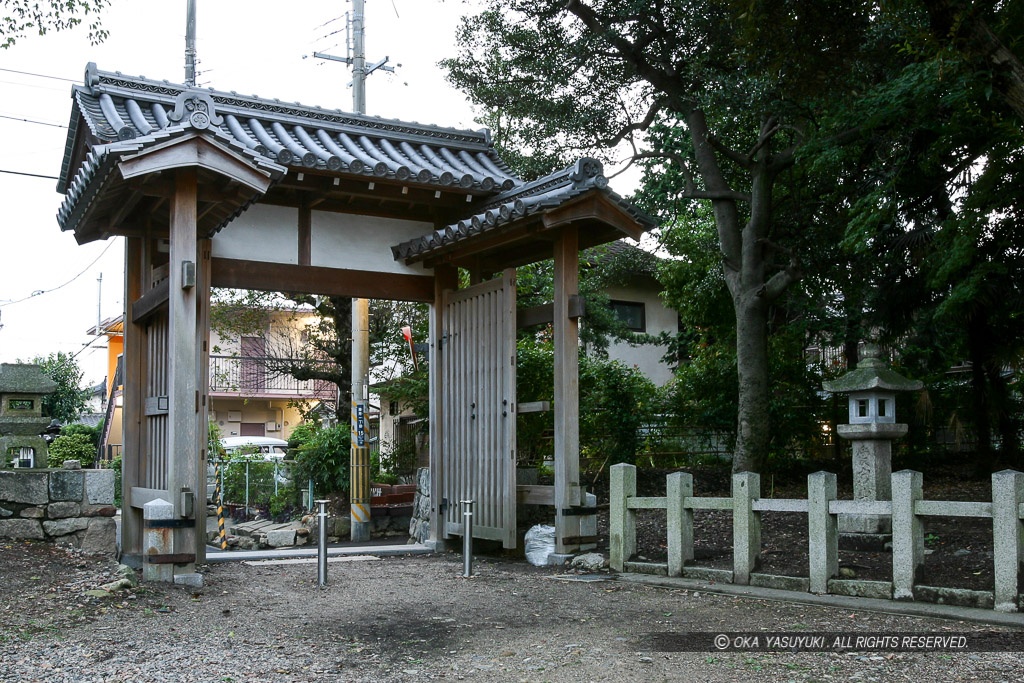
402 325 418 371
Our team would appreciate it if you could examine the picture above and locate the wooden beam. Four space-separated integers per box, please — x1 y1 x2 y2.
108 190 145 230
211 257 435 303
428 265 458 547
167 167 198 571
130 278 169 323
517 485 554 506
516 295 585 329
553 226 582 554
121 236 146 554
193 237 212 564
542 191 645 241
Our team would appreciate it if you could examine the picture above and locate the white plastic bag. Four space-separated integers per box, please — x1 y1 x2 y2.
524 524 556 566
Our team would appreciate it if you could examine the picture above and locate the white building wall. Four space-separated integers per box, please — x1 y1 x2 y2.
600 281 678 387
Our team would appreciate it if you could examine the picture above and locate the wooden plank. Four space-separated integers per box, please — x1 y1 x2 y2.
751 499 810 513
194 237 212 565
541 191 645 241
129 487 170 509
502 268 517 548
167 168 198 569
211 257 435 303
516 485 554 505
627 496 668 510
553 226 581 554
131 279 170 323
516 295 586 328
121 236 146 554
517 401 551 414
428 265 456 546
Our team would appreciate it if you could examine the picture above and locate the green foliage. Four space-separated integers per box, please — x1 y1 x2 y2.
378 437 418 481
29 352 89 425
104 454 121 506
47 433 95 467
290 425 351 497
60 421 102 449
1 0 110 49
286 421 320 450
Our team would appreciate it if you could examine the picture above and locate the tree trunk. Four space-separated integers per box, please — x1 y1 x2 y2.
967 313 993 474
733 294 770 473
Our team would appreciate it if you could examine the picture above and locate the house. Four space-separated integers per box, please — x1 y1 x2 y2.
89 309 333 459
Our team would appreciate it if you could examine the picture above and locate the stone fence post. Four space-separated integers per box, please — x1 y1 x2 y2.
609 463 636 572
891 469 924 601
143 498 174 583
807 471 838 594
732 472 761 585
666 472 693 577
992 469 1024 613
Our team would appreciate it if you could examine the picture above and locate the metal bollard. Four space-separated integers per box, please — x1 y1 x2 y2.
316 499 330 587
461 499 475 578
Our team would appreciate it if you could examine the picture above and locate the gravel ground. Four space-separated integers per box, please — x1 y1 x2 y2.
1 541 1023 682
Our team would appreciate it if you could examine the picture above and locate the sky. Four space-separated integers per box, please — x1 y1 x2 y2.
0 0 641 387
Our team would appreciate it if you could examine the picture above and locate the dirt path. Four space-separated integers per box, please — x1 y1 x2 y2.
0 542 1022 682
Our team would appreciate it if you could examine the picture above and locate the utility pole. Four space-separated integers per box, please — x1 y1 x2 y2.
184 0 197 87
313 1 394 543
96 273 103 336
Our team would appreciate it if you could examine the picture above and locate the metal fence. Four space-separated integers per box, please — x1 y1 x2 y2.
208 458 314 519
208 355 335 398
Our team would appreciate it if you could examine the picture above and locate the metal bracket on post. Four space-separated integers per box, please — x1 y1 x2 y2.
461 499 474 578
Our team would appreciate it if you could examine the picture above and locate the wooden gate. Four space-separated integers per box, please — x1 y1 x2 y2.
440 269 517 548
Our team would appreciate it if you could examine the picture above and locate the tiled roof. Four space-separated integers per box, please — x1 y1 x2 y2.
58 63 519 196
391 158 656 262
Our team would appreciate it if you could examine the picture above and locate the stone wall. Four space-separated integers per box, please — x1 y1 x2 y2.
0 464 117 556
408 467 430 544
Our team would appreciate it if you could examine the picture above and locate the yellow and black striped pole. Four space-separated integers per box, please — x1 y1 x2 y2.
215 461 227 550
350 399 371 540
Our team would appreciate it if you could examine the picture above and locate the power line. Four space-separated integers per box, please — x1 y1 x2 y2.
0 67 79 83
0 168 59 180
0 114 66 129
0 239 118 309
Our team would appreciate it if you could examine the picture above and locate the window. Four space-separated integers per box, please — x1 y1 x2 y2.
609 300 646 332
8 399 33 411
389 401 399 415
857 399 869 418
877 398 888 418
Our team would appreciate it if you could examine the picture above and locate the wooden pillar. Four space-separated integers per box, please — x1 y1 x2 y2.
121 235 146 560
554 226 581 554
193 237 212 564
428 265 457 548
167 168 198 570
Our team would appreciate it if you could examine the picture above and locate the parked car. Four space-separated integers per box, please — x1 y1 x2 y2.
219 436 289 460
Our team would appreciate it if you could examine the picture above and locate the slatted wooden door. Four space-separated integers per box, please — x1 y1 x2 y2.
441 269 517 548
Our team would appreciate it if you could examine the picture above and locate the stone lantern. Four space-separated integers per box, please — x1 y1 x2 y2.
823 345 922 546
0 364 57 468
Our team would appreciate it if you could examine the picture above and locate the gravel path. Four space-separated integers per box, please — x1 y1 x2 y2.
1 542 1022 682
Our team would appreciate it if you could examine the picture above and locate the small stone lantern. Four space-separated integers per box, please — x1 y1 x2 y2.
0 364 58 468
823 345 922 545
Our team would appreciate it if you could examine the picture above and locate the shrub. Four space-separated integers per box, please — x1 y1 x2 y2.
60 421 103 448
47 433 96 467
105 455 122 506
291 424 350 497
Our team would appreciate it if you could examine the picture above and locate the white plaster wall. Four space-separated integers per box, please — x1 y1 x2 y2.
213 204 299 264
311 211 433 275
600 281 678 387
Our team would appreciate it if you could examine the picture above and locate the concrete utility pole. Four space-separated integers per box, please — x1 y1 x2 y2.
184 0 197 87
313 1 395 543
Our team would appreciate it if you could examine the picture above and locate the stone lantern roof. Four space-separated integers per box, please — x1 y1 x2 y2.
822 345 922 394
0 364 57 395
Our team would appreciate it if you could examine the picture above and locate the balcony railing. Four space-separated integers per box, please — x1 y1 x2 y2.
209 355 335 398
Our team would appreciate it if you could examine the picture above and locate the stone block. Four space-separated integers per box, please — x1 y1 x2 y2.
265 529 296 547
808 471 838 594
666 473 693 577
43 517 90 536
891 469 924 601
80 518 116 556
571 552 607 571
143 499 174 581
62 460 82 470
49 470 84 502
732 471 761 586
0 507 11 517
0 471 48 504
609 463 637 572
173 573 204 588
992 469 1024 613
0 518 44 539
19 507 44 519
331 516 351 538
48 502 81 519
81 505 117 517
85 470 115 505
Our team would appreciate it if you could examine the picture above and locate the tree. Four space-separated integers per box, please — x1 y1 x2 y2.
444 0 882 472
29 351 88 424
1 0 110 49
